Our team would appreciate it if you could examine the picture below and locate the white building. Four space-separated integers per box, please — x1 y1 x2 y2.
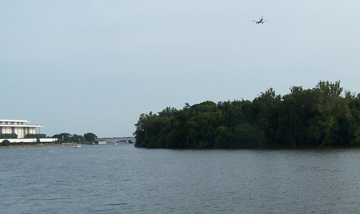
0 119 57 143
0 119 41 138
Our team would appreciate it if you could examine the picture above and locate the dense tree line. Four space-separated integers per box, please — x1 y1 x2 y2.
51 132 97 144
134 80 360 148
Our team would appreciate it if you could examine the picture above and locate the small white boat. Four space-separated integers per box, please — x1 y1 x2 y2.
73 144 81 148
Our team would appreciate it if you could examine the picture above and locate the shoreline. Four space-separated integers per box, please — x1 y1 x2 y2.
0 143 90 149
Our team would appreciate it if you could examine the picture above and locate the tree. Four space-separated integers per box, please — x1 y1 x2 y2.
276 86 318 146
84 133 97 143
233 123 265 148
71 134 86 143
59 133 71 142
1 140 10 146
347 93 360 145
134 112 171 148
251 88 281 145
158 106 177 117
312 80 351 146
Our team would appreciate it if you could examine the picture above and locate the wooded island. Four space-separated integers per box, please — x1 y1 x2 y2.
134 80 360 148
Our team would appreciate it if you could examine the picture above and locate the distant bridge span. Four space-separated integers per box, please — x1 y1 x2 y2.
96 137 135 144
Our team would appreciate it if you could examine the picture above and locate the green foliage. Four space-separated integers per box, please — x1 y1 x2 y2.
25 134 46 138
52 133 71 142
84 132 97 142
134 80 360 148
1 140 10 146
234 123 265 148
0 133 17 139
51 132 95 143
70 134 86 143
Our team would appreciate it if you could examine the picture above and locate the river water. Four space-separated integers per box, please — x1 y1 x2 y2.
1 144 360 213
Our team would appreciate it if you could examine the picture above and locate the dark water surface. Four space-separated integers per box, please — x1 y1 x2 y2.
1 144 360 213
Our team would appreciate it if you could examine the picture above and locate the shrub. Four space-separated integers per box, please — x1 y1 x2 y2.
1 140 11 146
25 134 46 138
0 133 17 139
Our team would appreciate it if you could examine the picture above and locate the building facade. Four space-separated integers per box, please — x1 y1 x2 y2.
0 119 42 138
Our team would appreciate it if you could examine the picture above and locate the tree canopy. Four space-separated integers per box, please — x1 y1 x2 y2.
84 132 97 142
51 132 97 144
134 80 360 148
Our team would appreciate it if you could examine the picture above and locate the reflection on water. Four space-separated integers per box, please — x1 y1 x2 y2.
1 145 360 213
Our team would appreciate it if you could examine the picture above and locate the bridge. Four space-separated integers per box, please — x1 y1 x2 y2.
96 137 135 144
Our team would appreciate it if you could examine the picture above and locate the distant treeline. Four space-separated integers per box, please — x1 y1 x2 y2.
0 132 98 146
134 80 360 148
51 132 97 143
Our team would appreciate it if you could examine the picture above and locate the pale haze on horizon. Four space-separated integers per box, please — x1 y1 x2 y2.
1 1 360 137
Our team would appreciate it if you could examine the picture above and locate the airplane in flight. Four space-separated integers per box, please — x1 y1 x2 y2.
252 16 269 24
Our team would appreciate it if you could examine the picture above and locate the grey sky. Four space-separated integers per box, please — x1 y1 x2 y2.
1 1 360 137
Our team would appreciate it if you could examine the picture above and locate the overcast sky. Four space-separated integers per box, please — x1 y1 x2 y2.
1 1 360 137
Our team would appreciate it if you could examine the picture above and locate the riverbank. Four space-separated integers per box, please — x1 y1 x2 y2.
0 143 79 149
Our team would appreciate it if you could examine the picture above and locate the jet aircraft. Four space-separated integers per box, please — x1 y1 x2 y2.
252 16 269 24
